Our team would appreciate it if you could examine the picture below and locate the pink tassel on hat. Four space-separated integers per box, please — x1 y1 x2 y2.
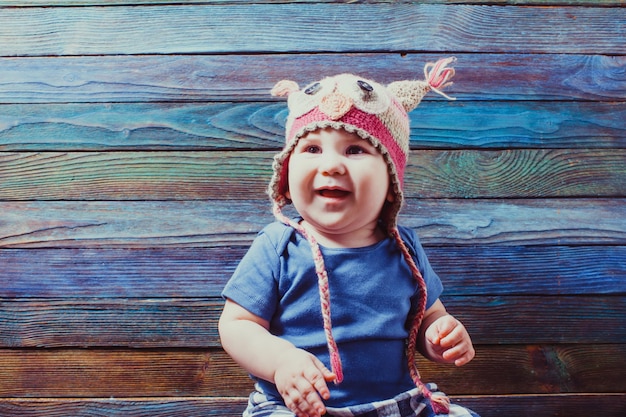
424 57 457 100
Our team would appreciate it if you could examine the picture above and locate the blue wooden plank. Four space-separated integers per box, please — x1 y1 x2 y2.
0 200 624 248
0 54 623 103
0 246 623 298
0 5 623 56
0 101 624 150
0 296 622 347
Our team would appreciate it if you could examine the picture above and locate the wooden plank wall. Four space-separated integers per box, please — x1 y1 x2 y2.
0 0 624 416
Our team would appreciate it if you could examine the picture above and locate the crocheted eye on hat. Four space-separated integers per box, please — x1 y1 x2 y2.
269 57 456 415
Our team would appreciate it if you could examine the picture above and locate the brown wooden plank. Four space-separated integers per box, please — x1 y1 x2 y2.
0 349 252 398
0 393 624 417
1 149 624 200
0 298 223 348
0 54 623 103
415 344 626 395
0 199 624 248
454 394 626 417
1 246 623 298
0 344 623 397
0 296 623 348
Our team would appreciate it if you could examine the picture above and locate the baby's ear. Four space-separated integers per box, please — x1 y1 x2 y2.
271 80 300 97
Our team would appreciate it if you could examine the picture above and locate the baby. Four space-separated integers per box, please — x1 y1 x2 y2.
219 58 479 417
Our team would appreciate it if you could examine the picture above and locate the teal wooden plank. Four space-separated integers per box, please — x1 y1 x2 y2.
0 149 623 200
0 101 624 151
4 1 625 6
0 246 623 298
0 54 623 103
409 101 626 148
0 296 623 347
0 199 624 248
0 5 623 56
410 149 626 198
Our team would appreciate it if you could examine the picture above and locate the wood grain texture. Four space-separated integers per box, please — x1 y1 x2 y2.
0 54 623 103
2 0 623 414
455 394 626 417
1 246 623 298
0 398 248 417
401 198 626 246
0 101 625 151
4 1 625 6
0 345 623 397
0 199 624 248
0 296 623 348
414 344 626 394
444 295 626 344
0 5 623 57
0 394 624 417
0 149 623 200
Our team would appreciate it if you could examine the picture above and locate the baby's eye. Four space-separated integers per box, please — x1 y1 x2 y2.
346 145 366 155
305 145 322 153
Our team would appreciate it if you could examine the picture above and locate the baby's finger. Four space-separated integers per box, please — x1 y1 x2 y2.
443 341 474 365
425 324 442 345
431 317 456 344
310 357 334 399
438 322 467 347
287 382 323 417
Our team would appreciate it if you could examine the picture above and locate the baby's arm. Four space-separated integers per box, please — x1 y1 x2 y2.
418 299 475 366
218 299 336 417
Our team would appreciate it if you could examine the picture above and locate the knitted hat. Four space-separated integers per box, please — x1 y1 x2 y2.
269 57 456 414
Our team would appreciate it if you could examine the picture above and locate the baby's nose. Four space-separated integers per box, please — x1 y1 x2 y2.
319 152 347 176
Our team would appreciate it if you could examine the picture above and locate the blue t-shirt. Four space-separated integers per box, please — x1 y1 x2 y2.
221 220 443 407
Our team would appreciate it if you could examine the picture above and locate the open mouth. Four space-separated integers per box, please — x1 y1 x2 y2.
317 188 350 198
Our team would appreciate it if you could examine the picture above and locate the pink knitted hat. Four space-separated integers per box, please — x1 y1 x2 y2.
269 57 456 414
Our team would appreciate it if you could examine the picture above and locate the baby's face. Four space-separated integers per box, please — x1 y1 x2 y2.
286 127 391 242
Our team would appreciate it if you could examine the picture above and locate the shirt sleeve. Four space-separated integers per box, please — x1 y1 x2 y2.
221 228 282 321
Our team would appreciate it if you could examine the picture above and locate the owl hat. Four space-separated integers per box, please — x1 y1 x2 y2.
269 57 456 414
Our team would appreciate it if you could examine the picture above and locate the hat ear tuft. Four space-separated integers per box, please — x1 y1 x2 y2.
387 57 457 111
387 80 431 112
271 80 300 97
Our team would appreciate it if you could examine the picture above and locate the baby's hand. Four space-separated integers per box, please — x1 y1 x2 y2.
273 348 336 417
425 314 475 366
